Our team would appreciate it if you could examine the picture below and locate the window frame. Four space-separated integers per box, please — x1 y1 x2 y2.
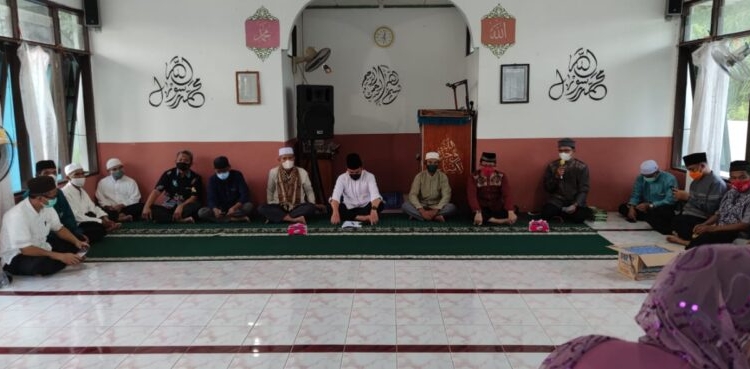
672 0 750 170
0 0 97 194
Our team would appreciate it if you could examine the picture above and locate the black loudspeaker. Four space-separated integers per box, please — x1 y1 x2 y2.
666 0 682 16
83 0 100 27
296 85 334 140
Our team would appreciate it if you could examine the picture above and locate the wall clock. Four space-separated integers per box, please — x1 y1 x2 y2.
374 26 394 48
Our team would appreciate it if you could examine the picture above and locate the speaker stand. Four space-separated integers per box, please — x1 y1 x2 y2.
307 139 326 210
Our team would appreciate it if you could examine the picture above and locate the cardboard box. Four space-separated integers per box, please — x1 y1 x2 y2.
607 244 685 280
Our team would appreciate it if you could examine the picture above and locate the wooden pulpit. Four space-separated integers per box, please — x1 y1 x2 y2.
417 109 474 213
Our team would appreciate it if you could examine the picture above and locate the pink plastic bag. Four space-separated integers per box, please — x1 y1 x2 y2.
528 219 550 232
287 223 307 236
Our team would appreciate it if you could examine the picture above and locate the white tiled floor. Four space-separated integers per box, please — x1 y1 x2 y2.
0 214 661 369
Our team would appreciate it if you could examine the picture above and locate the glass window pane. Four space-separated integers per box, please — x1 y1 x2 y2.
0 0 12 38
4 66 21 193
720 0 750 35
720 36 750 176
17 0 53 45
684 1 713 41
59 10 84 50
71 78 88 170
681 68 694 169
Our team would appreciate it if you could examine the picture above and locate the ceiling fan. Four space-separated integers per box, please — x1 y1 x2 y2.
711 40 750 81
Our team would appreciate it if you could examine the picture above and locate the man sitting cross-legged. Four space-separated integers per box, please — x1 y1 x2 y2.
1 176 89 277
257 147 318 224
329 153 384 225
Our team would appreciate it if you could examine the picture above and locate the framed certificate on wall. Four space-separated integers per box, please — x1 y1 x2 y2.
500 64 529 104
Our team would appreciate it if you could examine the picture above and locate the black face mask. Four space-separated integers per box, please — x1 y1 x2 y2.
176 162 190 171
349 173 361 180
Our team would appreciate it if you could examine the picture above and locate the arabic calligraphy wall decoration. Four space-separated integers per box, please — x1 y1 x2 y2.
148 56 205 109
548 48 608 102
362 65 402 106
245 6 279 62
481 4 516 59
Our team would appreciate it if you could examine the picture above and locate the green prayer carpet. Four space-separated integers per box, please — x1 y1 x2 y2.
87 214 616 260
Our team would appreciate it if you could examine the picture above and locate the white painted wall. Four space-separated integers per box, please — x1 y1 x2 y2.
90 0 678 143
299 8 469 134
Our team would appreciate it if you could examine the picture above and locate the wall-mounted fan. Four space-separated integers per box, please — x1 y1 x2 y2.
712 41 750 81
0 127 13 181
293 47 332 75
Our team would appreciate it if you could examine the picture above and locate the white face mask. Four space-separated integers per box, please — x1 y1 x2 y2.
559 152 572 162
70 177 86 187
281 160 295 170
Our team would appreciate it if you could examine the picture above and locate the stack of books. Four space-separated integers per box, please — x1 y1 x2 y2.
590 206 608 222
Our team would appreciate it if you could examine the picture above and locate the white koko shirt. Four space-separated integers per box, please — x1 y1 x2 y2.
330 170 382 209
0 198 63 265
96 174 141 207
62 183 108 224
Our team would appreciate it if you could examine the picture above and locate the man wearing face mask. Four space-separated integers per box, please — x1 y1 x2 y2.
402 151 456 222
617 160 677 234
142 150 203 223
684 160 750 248
198 156 253 222
32 160 86 243
330 153 384 225
62 163 121 243
467 152 516 226
1 176 89 277
667 152 727 246
95 158 144 222
258 147 317 224
541 138 592 223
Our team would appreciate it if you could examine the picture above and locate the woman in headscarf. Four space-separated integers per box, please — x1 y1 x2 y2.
541 244 750 369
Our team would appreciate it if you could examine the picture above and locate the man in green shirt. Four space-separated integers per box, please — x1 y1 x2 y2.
33 160 88 243
402 152 456 222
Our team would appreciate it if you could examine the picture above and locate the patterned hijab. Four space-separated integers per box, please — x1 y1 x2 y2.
541 244 750 369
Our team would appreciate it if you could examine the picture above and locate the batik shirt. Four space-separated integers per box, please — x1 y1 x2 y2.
154 168 203 208
716 189 750 226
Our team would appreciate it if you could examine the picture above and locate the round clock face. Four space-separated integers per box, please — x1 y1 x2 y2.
374 26 394 47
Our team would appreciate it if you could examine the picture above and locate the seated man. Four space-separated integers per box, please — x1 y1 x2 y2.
198 156 253 222
667 152 727 246
1 176 88 276
467 152 517 225
95 158 144 222
257 147 317 224
142 150 203 223
402 151 456 222
62 163 121 243
541 138 592 223
330 153 384 225
34 160 87 242
617 160 677 234
686 160 750 248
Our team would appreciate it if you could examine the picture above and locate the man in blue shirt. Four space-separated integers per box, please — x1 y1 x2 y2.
198 156 253 222
618 160 677 234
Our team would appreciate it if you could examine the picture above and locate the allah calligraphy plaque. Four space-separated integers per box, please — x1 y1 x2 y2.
481 4 516 59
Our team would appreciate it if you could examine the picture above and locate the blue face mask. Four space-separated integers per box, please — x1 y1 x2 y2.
217 172 230 180
44 197 57 208
112 170 124 180
644 176 656 183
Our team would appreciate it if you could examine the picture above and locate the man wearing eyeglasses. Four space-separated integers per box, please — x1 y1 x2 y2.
0 176 89 277
618 160 678 234
329 153 384 225
667 152 728 246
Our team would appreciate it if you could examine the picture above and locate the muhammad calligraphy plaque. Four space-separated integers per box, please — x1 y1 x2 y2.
245 6 279 62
